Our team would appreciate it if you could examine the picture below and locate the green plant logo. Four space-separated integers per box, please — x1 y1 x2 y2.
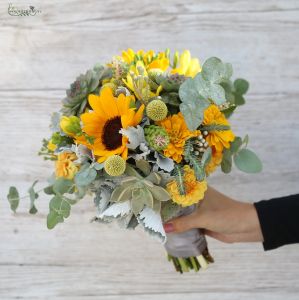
8 3 41 16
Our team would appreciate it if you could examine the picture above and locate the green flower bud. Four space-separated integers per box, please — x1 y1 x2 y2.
144 125 169 151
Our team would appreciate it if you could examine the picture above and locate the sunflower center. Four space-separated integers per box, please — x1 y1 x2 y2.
102 116 123 150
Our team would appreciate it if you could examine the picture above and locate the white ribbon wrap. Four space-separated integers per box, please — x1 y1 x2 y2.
164 205 208 258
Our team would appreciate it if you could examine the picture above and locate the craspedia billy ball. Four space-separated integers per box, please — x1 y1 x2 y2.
146 99 168 121
104 155 126 176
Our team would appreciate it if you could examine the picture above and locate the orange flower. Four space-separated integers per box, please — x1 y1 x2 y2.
203 105 235 152
55 152 79 180
157 112 199 163
167 165 207 207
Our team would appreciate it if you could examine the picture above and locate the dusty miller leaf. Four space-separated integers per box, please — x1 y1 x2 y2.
138 207 166 244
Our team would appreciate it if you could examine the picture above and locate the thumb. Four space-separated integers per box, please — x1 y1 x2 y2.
163 212 200 233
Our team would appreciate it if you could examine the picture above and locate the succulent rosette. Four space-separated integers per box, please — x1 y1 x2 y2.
7 49 262 273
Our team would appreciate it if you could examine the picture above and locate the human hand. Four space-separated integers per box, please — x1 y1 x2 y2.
163 186 264 243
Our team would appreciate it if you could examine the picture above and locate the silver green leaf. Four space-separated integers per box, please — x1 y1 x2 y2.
138 207 166 244
161 201 182 222
7 186 19 213
202 57 233 84
98 201 131 220
234 148 262 173
53 178 73 194
74 164 97 187
28 180 38 214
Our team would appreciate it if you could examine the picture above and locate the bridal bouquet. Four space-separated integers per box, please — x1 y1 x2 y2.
7 49 262 273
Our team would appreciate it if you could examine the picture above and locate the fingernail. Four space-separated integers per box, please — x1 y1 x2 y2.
163 223 174 233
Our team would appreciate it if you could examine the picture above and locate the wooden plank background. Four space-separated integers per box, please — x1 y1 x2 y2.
0 1 299 299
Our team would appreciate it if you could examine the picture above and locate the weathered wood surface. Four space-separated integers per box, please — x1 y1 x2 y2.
0 0 299 299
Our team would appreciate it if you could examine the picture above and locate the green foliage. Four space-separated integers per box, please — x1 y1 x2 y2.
179 57 233 130
221 148 232 174
155 73 186 92
47 178 77 229
221 105 236 118
221 136 262 174
74 163 97 187
184 140 211 181
110 170 170 216
28 180 38 214
230 136 243 154
201 57 233 84
173 165 185 195
53 178 74 194
234 149 263 173
234 78 249 95
161 201 182 222
51 133 73 147
7 186 19 213
38 138 57 161
200 124 230 132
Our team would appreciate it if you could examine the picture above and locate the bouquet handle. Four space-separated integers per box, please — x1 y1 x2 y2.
164 205 214 273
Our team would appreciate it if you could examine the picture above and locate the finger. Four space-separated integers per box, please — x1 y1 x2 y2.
163 212 200 233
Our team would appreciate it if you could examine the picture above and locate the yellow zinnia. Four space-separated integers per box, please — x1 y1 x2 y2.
157 112 199 163
171 50 201 78
55 152 79 180
203 105 235 152
167 165 207 207
77 87 144 163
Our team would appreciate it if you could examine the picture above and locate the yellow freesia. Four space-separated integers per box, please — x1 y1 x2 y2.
171 50 201 78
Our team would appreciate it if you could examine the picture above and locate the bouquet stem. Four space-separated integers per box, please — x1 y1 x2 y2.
167 248 214 273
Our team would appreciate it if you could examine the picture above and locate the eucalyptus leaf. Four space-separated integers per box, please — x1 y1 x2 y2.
179 102 205 131
7 186 19 213
49 195 71 218
74 164 97 187
230 137 243 154
44 185 54 195
28 180 38 214
234 149 262 173
53 178 73 194
221 105 236 118
234 94 245 105
221 148 232 174
234 78 249 95
47 210 64 229
202 57 233 84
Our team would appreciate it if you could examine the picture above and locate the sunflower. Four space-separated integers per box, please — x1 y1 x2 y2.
55 152 79 180
167 165 207 207
170 50 201 78
77 87 144 163
157 112 199 163
203 105 235 152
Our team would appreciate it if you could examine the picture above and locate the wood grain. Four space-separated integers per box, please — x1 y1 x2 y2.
0 0 299 299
